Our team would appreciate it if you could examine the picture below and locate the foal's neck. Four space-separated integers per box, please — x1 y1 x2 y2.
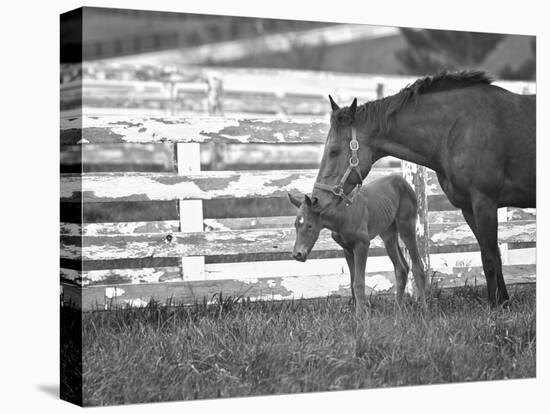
319 199 359 233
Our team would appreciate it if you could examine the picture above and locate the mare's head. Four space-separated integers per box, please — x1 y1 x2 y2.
288 193 322 262
310 96 375 212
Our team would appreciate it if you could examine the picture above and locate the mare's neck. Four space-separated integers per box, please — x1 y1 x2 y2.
364 95 457 172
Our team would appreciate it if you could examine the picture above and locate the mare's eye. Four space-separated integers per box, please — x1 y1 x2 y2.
329 149 340 157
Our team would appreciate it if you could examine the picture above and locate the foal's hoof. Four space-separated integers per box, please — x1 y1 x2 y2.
418 298 428 311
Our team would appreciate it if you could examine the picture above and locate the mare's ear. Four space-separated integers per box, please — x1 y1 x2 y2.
304 195 312 207
288 192 302 208
349 98 357 122
328 95 340 112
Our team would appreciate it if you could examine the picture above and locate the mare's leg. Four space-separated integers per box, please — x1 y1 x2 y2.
463 204 509 306
380 223 409 305
396 217 427 306
352 241 370 316
332 232 355 301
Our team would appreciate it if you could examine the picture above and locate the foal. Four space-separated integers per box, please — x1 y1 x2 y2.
288 174 426 312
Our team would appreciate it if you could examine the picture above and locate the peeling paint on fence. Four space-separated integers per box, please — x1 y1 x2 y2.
124 298 149 307
105 287 125 299
61 228 385 261
430 221 536 246
365 274 393 291
279 274 348 299
60 268 81 284
60 221 180 236
60 220 535 262
62 267 184 287
60 116 330 145
67 264 536 310
60 168 392 202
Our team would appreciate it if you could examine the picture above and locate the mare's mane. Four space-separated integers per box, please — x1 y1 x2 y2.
332 70 493 133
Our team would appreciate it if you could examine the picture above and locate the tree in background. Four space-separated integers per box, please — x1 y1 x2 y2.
397 28 506 74
499 38 536 80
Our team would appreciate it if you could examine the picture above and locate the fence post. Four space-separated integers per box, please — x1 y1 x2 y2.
207 73 224 116
376 82 385 99
206 74 226 170
401 161 430 295
174 74 225 281
165 68 180 116
497 208 509 265
176 144 205 281
171 70 204 283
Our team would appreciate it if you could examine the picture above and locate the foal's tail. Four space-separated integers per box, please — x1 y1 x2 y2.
395 224 409 269
396 176 419 222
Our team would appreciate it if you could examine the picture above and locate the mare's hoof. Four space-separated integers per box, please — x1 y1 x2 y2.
488 298 511 309
354 305 369 318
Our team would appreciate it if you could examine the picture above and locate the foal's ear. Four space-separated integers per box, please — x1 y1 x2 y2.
349 97 357 121
304 195 312 207
288 192 302 208
328 95 340 112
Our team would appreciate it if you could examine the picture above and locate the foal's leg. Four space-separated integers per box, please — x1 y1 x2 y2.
467 197 509 306
352 241 370 315
462 209 508 303
380 223 409 305
332 232 355 301
344 250 355 302
396 217 427 306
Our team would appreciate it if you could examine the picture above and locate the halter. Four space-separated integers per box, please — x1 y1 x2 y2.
314 126 363 206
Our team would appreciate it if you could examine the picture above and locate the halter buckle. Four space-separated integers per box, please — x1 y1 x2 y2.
349 140 359 151
349 156 359 167
332 186 344 196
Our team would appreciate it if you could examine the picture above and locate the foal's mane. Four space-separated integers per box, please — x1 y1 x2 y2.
350 70 493 132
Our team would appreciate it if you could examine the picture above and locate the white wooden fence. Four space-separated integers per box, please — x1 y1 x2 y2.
60 65 536 309
61 62 536 117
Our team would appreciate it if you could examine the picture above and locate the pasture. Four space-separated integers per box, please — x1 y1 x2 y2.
68 284 535 406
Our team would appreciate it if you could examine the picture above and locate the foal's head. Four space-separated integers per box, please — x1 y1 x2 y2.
310 96 376 212
288 193 322 262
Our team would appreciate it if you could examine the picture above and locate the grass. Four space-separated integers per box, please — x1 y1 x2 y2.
74 284 535 406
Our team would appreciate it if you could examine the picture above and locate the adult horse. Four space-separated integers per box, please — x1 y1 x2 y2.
310 71 535 306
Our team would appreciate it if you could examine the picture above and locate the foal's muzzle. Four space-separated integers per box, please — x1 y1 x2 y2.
292 251 308 262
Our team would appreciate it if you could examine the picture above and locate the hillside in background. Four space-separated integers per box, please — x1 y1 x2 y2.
62 7 535 80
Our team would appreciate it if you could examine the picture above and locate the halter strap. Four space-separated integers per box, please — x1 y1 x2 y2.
314 126 363 206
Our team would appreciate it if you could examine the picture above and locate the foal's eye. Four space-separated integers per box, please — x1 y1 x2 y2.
307 224 313 230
